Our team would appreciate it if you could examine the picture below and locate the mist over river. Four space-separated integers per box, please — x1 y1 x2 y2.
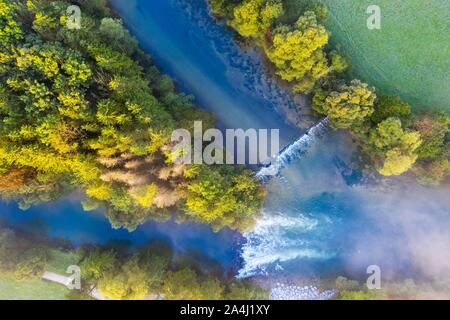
1 0 449 286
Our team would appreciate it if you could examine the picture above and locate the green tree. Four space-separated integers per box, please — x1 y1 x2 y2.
163 268 204 300
339 290 384 300
225 281 269 300
0 228 48 280
313 80 376 129
80 249 118 283
209 0 236 17
266 11 329 93
414 158 449 186
0 229 20 274
139 247 170 291
329 50 349 74
163 268 225 300
14 247 48 280
184 166 265 232
97 257 150 300
230 0 283 39
411 112 449 159
366 118 422 176
98 18 138 54
199 278 224 300
0 0 23 47
371 94 412 124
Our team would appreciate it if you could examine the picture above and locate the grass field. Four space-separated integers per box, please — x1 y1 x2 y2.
0 276 70 300
281 0 450 112
0 250 79 300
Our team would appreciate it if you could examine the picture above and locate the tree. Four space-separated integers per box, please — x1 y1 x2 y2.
371 94 411 124
329 50 349 74
366 117 422 176
209 0 236 17
339 290 384 300
266 11 329 93
98 274 129 300
230 0 283 39
0 0 23 47
130 184 158 209
225 281 269 300
413 158 449 186
0 228 48 280
140 254 169 291
0 229 20 274
199 278 224 300
378 149 419 176
184 166 265 231
98 18 138 54
163 268 204 300
0 167 35 192
411 111 449 185
313 80 376 129
268 11 328 90
163 268 225 300
80 249 118 283
98 257 150 300
411 112 449 159
14 247 48 280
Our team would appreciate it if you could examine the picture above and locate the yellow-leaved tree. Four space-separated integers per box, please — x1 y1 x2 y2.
266 11 329 93
313 80 377 129
230 0 283 39
367 117 422 176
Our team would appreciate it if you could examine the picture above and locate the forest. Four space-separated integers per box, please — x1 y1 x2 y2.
208 0 449 184
0 0 266 232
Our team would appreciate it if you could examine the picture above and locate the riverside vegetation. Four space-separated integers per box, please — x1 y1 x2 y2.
208 0 449 185
0 0 266 232
0 226 267 300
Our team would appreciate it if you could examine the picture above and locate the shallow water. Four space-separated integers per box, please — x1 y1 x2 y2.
0 198 243 270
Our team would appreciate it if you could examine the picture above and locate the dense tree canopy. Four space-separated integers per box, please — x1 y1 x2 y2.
97 256 150 300
266 11 329 93
411 112 449 185
229 0 283 39
184 165 265 231
366 118 422 176
76 241 268 300
209 0 237 17
0 0 265 231
412 112 449 159
371 94 412 124
313 80 376 129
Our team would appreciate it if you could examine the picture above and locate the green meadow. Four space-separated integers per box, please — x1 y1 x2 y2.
0 277 70 300
281 0 450 112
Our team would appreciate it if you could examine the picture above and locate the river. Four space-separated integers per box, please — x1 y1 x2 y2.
1 0 450 285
